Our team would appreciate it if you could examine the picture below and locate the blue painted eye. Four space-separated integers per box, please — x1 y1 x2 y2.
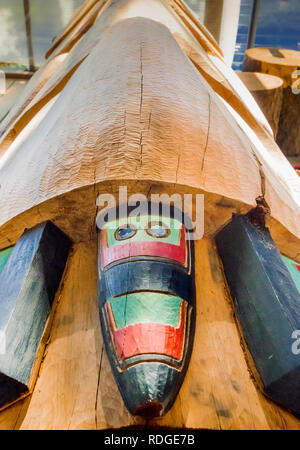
146 221 170 238
114 224 137 241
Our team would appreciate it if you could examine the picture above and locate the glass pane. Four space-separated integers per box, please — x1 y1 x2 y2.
255 0 300 50
0 0 84 70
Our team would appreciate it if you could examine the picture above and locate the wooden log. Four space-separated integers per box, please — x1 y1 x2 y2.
238 72 283 137
0 0 299 430
243 47 300 156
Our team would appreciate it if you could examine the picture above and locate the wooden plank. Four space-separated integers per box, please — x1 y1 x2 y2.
0 221 71 409
216 214 300 416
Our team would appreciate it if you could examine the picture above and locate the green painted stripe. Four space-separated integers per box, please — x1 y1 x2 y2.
0 247 13 276
104 216 182 247
281 255 300 293
108 292 183 329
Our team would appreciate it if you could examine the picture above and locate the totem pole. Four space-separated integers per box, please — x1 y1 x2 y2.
0 0 299 430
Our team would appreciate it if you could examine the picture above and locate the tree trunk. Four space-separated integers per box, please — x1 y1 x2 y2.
238 72 283 137
243 47 300 156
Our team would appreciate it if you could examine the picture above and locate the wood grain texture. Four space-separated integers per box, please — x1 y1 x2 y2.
0 7 299 249
45 0 101 59
238 72 283 137
243 47 300 156
0 1 299 429
0 239 298 429
47 0 109 60
0 222 70 409
18 240 143 430
0 56 66 149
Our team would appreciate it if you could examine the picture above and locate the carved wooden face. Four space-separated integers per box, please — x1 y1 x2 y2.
97 206 195 417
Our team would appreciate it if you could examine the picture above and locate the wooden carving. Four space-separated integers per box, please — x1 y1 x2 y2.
0 222 70 409
0 0 299 430
98 204 195 416
216 214 300 416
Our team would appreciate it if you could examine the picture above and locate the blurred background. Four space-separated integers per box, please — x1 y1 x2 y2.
0 0 299 71
0 0 83 71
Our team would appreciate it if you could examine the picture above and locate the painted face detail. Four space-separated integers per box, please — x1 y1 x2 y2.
100 216 188 268
97 204 195 417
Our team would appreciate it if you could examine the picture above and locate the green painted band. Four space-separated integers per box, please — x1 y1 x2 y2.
0 247 13 276
108 292 184 329
281 255 300 293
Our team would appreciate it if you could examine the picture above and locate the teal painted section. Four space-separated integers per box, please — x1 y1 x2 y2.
0 247 13 276
109 292 183 329
105 216 182 247
281 255 300 294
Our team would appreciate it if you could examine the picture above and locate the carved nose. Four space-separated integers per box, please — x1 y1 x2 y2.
117 362 181 417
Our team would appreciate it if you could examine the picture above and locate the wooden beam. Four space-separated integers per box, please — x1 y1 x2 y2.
0 221 71 409
216 214 300 416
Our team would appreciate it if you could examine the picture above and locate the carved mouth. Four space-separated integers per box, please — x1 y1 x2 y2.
104 294 188 368
134 400 163 418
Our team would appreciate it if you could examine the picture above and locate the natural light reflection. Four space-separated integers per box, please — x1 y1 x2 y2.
0 93 60 169
0 8 25 63
0 0 83 68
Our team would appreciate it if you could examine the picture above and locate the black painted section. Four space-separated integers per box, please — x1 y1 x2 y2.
99 260 193 304
216 214 300 415
0 221 71 408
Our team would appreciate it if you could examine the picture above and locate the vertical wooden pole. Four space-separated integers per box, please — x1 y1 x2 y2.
204 0 241 65
204 0 224 43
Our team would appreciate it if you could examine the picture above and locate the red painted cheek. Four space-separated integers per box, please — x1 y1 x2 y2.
100 226 186 267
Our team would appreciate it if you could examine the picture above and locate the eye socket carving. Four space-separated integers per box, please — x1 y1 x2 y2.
114 224 137 241
146 221 170 239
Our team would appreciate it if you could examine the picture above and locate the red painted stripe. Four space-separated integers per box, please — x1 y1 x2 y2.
295 264 300 273
106 302 187 361
100 226 186 267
